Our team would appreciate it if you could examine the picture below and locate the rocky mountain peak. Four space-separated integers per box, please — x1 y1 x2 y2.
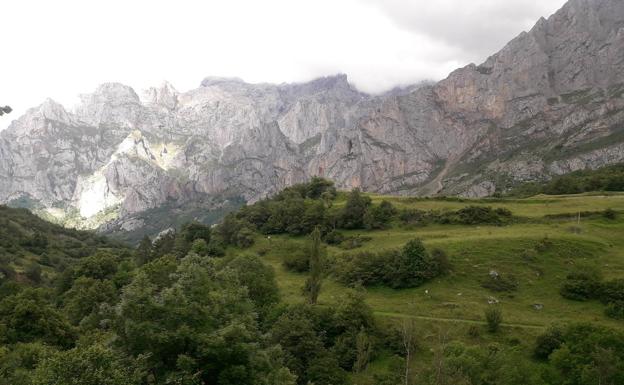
141 81 179 110
2 0 624 234
200 76 246 88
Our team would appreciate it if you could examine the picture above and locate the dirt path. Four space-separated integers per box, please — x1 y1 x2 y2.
375 311 547 330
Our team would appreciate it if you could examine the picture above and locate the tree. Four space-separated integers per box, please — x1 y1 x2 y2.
227 254 280 312
340 189 371 229
190 238 209 256
364 200 396 229
401 319 418 385
353 327 373 373
303 227 323 305
0 288 75 347
0 106 11 116
62 277 117 326
115 254 293 384
32 343 141 385
135 236 153 266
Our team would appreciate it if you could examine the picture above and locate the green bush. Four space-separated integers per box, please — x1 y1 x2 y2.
283 250 309 273
363 200 396 229
605 301 624 320
484 307 503 333
534 326 563 360
480 272 518 292
560 267 603 301
323 230 344 245
339 189 372 229
334 239 444 289
604 208 617 220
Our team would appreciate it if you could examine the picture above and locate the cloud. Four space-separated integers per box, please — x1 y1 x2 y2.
0 0 568 130
361 0 567 62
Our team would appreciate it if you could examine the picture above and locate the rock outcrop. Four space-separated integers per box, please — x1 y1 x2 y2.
1 0 624 231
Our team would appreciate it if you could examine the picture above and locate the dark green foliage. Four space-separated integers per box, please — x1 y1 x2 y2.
115 254 293 384
0 288 75 347
485 307 503 333
334 239 444 289
430 342 549 385
216 214 255 247
24 263 43 284
134 235 153 266
431 248 452 274
542 323 624 385
604 208 618 220
234 179 336 237
323 230 344 245
226 254 280 311
270 290 375 385
303 227 324 304
534 326 564 360
190 238 209 255
363 200 396 229
600 279 624 304
398 206 514 227
339 189 372 229
560 266 603 301
605 302 624 320
456 206 512 225
398 208 428 226
481 272 518 292
62 277 117 326
306 355 349 385
509 163 624 196
32 343 141 385
283 249 310 273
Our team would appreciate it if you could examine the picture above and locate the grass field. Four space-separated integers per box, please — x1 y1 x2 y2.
227 192 624 383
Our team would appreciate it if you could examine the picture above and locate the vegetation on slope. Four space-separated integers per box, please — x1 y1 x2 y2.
1 177 624 384
508 163 624 197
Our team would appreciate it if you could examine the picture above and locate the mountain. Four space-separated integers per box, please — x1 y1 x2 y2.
2 0 624 234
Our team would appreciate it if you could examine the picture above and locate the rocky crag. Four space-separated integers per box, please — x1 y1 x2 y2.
1 0 624 233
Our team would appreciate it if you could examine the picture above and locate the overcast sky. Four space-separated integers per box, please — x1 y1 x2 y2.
0 0 567 130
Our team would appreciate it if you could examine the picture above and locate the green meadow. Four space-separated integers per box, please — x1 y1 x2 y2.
230 192 624 382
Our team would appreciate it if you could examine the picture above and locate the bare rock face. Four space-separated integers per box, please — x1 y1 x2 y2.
2 0 624 231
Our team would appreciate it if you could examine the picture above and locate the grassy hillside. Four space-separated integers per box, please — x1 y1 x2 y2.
220 188 624 383
2 182 624 385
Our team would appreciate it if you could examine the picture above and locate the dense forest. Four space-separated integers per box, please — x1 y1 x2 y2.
1 175 624 384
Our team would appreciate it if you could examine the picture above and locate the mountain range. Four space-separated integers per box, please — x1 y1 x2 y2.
2 0 624 236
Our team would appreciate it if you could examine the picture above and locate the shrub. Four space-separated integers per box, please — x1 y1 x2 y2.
323 230 344 245
334 250 398 287
337 235 371 250
457 206 509 225
283 250 309 273
363 200 396 229
604 208 617 220
431 248 452 274
334 239 443 289
560 267 603 301
534 326 563 360
485 307 503 333
605 301 624 320
599 278 624 304
480 272 518 292
339 189 372 229
468 325 480 338
398 208 428 226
